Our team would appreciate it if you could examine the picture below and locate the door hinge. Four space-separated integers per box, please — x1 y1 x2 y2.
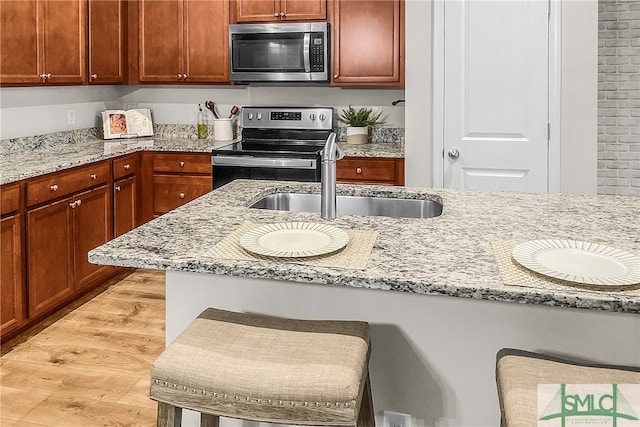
547 122 551 141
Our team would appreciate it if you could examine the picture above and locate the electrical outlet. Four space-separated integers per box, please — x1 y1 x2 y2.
383 411 411 427
67 109 76 125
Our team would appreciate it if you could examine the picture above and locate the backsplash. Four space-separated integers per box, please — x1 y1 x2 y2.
1 125 404 156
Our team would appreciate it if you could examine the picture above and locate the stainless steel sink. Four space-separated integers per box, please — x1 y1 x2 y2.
249 192 443 219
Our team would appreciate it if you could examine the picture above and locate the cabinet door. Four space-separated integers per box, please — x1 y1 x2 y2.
234 0 279 22
73 185 113 292
42 0 87 84
0 0 41 84
27 196 74 318
139 0 182 82
88 0 125 83
114 176 137 238
332 0 404 86
183 0 229 82
337 157 403 185
1 214 25 336
281 0 326 21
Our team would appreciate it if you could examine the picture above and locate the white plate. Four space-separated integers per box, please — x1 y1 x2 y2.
512 239 640 286
239 222 350 258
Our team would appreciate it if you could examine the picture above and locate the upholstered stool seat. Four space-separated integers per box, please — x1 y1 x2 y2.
151 308 373 427
496 348 640 427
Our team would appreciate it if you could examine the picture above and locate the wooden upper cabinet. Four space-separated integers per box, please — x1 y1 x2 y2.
233 0 326 22
88 0 126 84
0 0 87 85
138 0 229 83
331 0 404 87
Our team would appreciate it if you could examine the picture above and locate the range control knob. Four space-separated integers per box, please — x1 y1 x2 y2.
319 113 326 121
310 113 316 120
256 113 262 120
248 113 253 120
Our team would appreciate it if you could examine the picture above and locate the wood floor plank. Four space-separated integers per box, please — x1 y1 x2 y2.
0 269 165 426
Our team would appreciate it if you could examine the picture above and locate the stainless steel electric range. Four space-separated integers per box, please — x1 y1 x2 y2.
211 106 334 189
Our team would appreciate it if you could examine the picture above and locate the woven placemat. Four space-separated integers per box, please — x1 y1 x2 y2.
491 240 640 294
210 221 378 270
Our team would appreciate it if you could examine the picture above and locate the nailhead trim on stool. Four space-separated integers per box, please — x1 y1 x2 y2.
495 348 640 427
151 308 374 427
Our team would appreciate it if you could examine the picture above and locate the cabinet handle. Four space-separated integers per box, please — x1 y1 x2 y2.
179 161 185 167
179 192 185 199
115 186 122 192
69 201 76 209
356 167 362 174
123 164 130 170
90 173 97 180
50 184 59 191
90 73 97 80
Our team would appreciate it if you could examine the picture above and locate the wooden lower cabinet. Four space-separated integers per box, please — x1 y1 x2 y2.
26 184 113 321
73 185 114 292
337 157 405 185
153 175 212 215
114 175 137 237
27 196 75 319
1 213 25 336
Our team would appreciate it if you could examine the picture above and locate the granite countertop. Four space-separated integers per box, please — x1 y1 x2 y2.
0 136 403 185
89 179 640 313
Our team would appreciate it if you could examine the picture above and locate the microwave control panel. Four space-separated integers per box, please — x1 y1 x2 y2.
311 34 325 72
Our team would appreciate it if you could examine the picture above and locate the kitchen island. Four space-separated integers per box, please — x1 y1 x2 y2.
89 180 640 427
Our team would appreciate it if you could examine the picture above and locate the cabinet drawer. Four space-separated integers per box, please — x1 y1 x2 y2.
153 175 212 214
113 153 140 180
153 153 212 174
337 157 397 183
1 183 21 216
26 162 111 207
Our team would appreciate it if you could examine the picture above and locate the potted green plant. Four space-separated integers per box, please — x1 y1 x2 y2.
338 106 385 145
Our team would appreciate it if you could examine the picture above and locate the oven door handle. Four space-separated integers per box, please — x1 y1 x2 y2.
212 155 317 169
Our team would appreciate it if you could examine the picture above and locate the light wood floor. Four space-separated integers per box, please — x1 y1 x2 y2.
1 269 166 426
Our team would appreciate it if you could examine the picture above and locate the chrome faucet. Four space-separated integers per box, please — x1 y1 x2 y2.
321 132 343 220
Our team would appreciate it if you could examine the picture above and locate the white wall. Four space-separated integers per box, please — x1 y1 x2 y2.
404 0 432 187
560 0 598 194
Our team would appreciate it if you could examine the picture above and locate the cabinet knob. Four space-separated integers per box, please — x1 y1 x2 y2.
179 161 185 167
115 186 122 192
50 184 59 192
76 199 82 206
333 74 339 79
183 73 187 80
179 192 186 199
46 73 51 80
90 73 97 80
274 12 278 16
123 164 130 170
280 11 285 16
39 73 47 81
177 73 183 80
356 167 362 174
69 201 76 209
90 173 97 180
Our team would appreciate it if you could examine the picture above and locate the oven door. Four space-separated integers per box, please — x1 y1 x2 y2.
212 155 320 189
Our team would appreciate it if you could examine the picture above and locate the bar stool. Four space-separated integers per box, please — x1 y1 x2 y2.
151 308 374 427
495 348 640 427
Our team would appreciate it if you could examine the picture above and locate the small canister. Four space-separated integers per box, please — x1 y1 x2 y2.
213 119 234 141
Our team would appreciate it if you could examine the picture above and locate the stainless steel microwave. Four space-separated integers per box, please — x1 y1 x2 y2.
228 22 329 83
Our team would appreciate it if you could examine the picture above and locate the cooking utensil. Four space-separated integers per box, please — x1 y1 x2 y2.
205 101 219 119
228 105 239 119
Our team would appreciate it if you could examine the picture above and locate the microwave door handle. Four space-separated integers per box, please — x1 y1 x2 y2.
303 33 311 72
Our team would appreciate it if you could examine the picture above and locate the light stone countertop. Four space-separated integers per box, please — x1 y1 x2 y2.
88 179 640 313
0 136 402 185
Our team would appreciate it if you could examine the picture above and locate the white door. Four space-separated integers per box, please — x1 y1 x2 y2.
442 0 549 193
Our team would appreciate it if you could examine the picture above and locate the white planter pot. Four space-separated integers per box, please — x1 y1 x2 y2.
346 126 369 145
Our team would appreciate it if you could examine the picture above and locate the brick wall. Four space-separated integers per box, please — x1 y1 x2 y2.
598 0 640 196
